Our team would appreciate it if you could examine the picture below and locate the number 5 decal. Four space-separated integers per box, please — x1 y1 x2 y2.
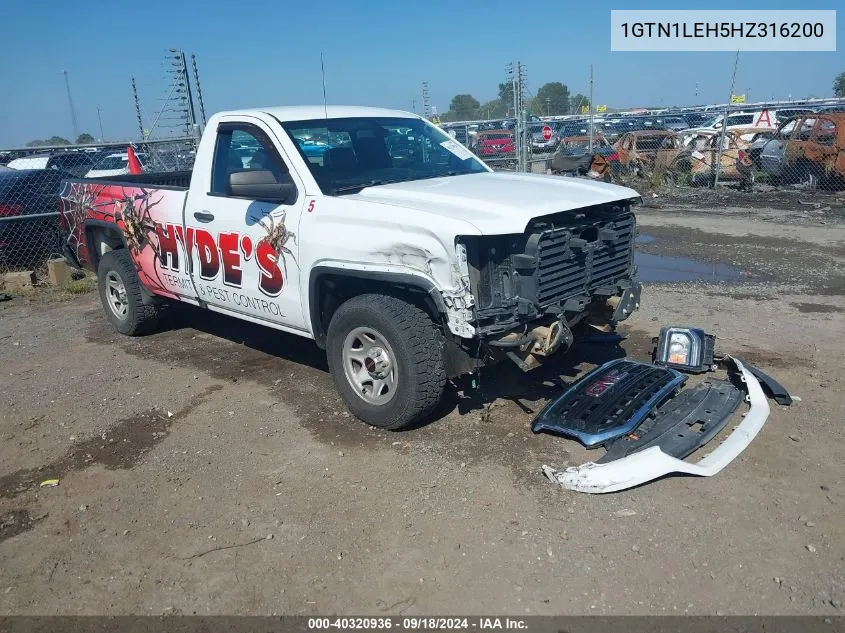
307 200 316 213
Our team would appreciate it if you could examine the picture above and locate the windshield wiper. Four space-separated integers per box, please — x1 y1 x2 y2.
331 179 404 195
331 172 466 195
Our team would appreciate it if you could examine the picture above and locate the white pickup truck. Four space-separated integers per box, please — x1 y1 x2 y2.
60 106 642 429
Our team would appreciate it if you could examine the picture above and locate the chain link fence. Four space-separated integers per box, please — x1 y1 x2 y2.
0 137 196 276
444 104 845 193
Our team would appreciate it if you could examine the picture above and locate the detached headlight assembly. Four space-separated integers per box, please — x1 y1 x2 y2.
654 326 715 373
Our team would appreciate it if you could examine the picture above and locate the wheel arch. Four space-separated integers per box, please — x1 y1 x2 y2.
308 266 448 349
84 220 127 272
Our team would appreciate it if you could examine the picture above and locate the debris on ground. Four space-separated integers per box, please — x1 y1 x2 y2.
538 325 793 493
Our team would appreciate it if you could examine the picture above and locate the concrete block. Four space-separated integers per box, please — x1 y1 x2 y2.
2 270 36 291
47 258 72 286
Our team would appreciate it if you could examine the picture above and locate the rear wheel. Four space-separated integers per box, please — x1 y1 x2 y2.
326 293 447 430
97 249 162 335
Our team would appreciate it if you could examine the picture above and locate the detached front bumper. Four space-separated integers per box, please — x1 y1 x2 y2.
542 356 770 493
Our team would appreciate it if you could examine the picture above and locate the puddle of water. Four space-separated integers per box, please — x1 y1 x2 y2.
635 252 742 282
635 234 743 282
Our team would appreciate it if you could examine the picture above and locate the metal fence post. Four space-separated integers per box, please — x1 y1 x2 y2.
714 50 740 188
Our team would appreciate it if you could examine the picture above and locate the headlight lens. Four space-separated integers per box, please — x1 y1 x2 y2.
655 326 715 373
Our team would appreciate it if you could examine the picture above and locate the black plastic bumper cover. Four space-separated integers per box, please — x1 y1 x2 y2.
597 379 743 463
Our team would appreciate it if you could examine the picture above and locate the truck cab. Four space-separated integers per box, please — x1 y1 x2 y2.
61 106 642 430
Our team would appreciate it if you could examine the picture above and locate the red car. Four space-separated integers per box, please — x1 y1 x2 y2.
476 129 515 157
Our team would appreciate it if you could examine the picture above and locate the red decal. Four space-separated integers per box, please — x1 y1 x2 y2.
174 225 196 273
241 235 253 260
218 232 243 287
194 229 220 280
256 240 284 296
307 199 316 213
155 223 180 271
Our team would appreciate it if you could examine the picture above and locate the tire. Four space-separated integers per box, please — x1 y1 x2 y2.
97 249 162 336
326 293 447 430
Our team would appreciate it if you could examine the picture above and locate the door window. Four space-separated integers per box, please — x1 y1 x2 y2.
211 125 291 195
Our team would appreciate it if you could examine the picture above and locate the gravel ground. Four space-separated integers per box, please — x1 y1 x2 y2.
0 202 843 615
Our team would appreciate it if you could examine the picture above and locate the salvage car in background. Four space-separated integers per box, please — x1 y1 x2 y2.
475 129 515 157
551 136 618 180
85 151 148 178
7 151 96 177
0 168 70 269
614 130 681 175
757 114 845 186
666 130 754 187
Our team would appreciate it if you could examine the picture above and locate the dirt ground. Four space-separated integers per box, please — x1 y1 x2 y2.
1 200 844 616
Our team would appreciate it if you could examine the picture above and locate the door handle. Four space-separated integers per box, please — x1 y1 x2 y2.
193 211 214 223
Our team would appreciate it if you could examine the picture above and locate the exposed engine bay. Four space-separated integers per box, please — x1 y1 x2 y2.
458 201 641 370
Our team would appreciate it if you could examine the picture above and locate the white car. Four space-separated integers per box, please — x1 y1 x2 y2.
85 152 147 178
6 154 51 170
683 110 778 145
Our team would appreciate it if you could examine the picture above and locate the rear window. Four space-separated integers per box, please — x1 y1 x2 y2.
636 136 673 151
92 155 128 170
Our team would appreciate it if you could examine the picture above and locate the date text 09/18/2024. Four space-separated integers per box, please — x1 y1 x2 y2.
307 617 528 630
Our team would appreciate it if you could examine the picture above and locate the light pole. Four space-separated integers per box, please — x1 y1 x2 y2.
62 70 80 141
97 106 105 141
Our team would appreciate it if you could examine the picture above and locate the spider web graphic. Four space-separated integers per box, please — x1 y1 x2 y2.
59 182 172 294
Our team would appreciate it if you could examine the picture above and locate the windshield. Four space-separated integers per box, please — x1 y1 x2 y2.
282 117 487 195
92 155 128 170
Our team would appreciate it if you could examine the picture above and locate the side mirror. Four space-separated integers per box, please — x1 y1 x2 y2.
228 170 297 204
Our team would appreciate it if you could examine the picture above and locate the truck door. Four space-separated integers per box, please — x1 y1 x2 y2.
183 118 307 331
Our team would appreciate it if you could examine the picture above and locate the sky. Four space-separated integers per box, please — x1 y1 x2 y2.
0 0 841 147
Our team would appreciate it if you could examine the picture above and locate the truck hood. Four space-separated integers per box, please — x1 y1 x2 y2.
349 172 640 234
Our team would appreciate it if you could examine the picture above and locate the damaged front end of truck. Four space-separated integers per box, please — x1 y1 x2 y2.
456 199 642 371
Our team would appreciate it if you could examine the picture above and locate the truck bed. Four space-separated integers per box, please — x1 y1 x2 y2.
93 170 192 190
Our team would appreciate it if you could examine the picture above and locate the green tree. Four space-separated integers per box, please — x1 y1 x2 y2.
76 133 95 144
534 82 570 116
479 99 508 119
570 93 590 114
448 94 481 121
26 136 71 147
833 71 845 97
498 81 514 112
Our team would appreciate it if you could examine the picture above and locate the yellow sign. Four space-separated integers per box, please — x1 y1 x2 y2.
431 115 441 125
596 104 607 113
730 94 746 104
580 105 589 114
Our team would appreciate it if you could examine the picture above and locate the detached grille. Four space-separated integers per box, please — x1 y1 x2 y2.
536 212 635 306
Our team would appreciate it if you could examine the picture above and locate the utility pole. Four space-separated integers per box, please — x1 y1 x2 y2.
546 97 551 116
421 81 431 119
97 106 105 141
412 99 416 114
714 50 740 188
588 64 594 153
191 53 207 127
62 70 80 141
180 50 197 130
131 77 144 139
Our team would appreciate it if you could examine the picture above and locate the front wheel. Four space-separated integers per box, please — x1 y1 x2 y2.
326 293 447 430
